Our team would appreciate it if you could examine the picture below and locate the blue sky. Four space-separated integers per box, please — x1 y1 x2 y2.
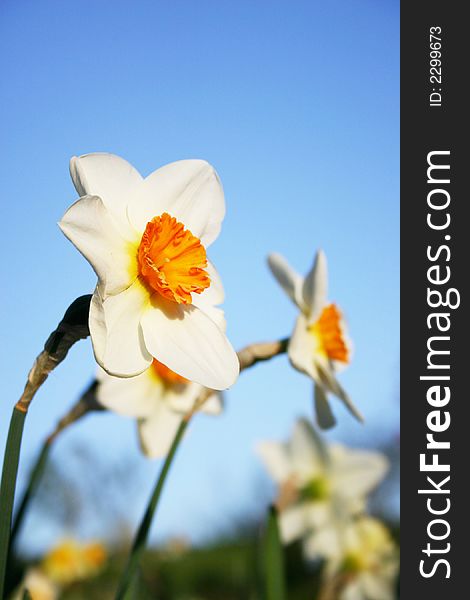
0 0 399 553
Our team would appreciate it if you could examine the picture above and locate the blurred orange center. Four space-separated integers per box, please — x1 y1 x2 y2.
310 304 350 363
46 545 77 573
151 359 189 385
83 543 107 568
137 212 210 304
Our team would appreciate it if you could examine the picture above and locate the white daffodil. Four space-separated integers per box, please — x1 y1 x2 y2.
59 153 239 390
324 516 399 600
257 419 388 560
267 250 362 428
97 359 222 458
13 569 58 600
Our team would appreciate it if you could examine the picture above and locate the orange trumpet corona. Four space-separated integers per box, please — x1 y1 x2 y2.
137 212 210 304
311 304 350 363
151 359 189 386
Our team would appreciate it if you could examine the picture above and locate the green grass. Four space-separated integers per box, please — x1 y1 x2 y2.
43 536 318 600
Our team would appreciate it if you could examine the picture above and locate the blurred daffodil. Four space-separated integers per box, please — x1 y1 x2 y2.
59 153 239 390
257 419 388 560
97 358 222 458
41 539 106 585
324 516 399 600
14 569 58 600
268 250 362 428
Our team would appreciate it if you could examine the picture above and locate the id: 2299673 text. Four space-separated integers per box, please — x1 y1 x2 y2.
429 26 443 107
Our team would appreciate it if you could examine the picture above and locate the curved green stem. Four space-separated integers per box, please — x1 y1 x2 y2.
10 379 100 552
0 406 27 599
10 439 52 548
0 295 91 598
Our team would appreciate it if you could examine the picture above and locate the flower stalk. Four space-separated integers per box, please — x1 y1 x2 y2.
262 505 286 600
115 417 189 600
10 380 101 552
9 436 51 549
114 337 289 599
317 573 349 600
0 295 91 599
15 295 92 413
237 338 289 371
0 407 27 599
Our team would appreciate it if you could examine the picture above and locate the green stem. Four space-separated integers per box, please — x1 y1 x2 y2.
10 379 101 554
10 439 52 548
115 418 189 600
0 406 27 599
263 505 286 600
0 296 91 599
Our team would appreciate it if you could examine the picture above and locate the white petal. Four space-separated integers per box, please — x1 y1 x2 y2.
21 568 58 600
289 418 328 479
128 160 225 247
138 405 184 459
96 367 160 418
191 261 227 331
303 502 333 529
89 282 152 377
201 392 223 415
361 573 395 600
303 526 342 561
289 317 361 429
331 446 389 500
279 504 311 543
201 260 225 305
59 195 137 297
314 383 337 429
303 249 328 323
339 580 364 600
191 300 226 333
317 364 364 423
288 314 321 380
166 385 223 416
257 441 292 483
164 382 202 414
267 253 305 310
140 296 239 390
70 153 142 237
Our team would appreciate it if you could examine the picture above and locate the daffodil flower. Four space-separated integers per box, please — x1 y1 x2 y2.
257 419 388 560
59 153 239 390
267 249 362 428
324 516 399 600
41 539 107 585
97 359 222 458
14 569 58 600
